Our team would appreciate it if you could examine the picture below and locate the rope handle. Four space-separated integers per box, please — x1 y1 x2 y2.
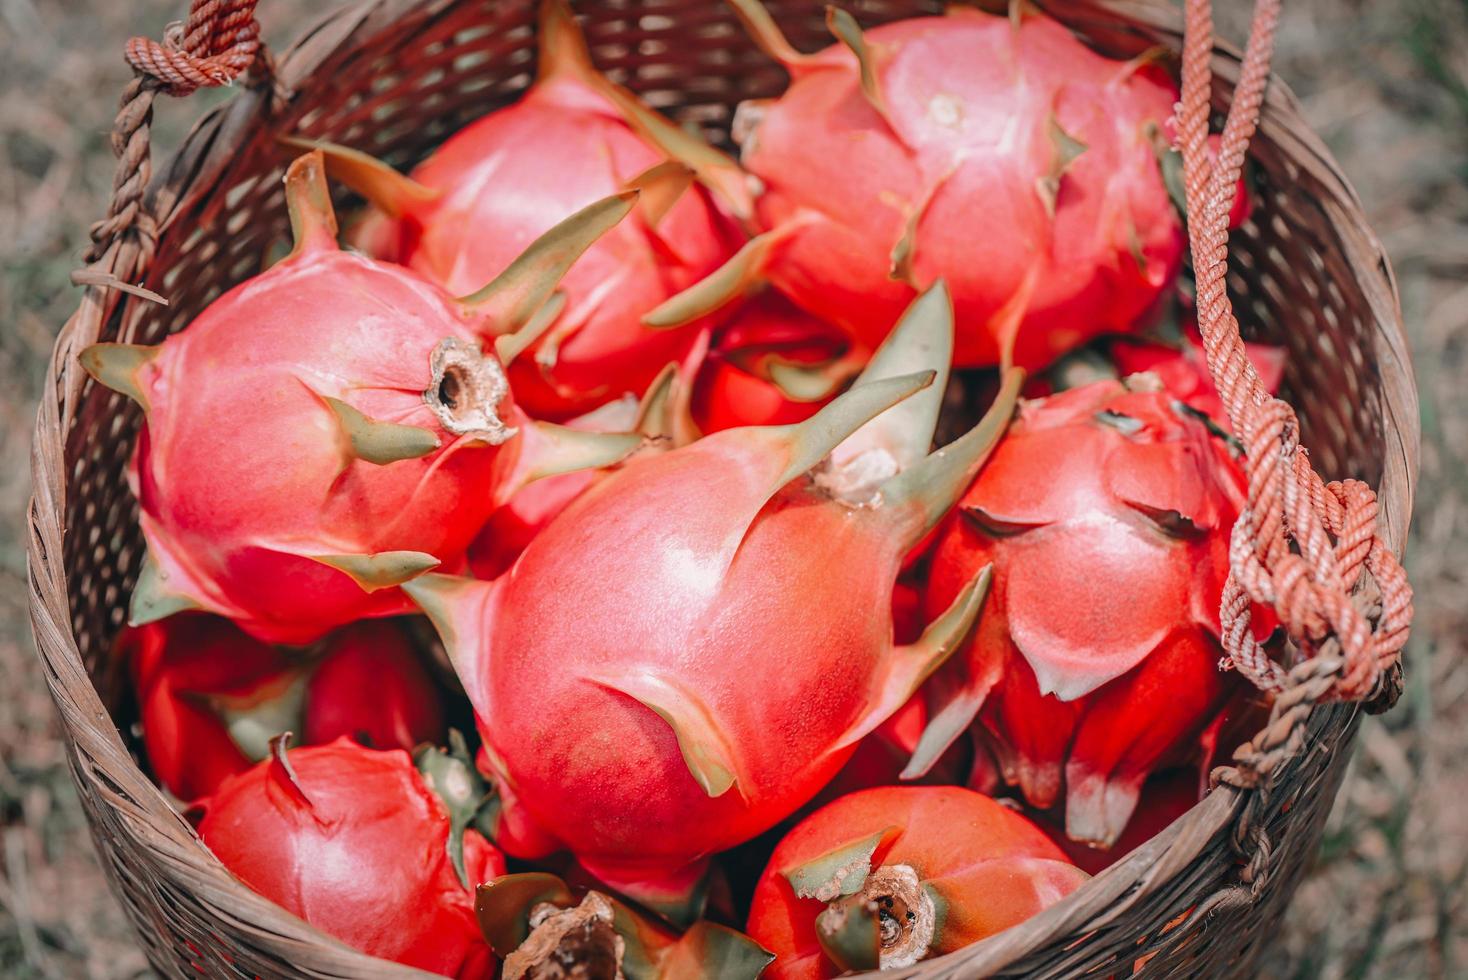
77 0 267 275
1178 0 1413 707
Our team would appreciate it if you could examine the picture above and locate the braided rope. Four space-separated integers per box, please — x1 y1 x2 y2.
1179 0 1413 704
124 0 262 98
80 0 263 267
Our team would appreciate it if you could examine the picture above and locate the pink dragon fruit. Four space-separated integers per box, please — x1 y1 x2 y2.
300 621 445 750
80 151 642 644
1037 767 1202 875
125 615 292 803
692 291 856 434
466 395 642 581
808 697 968 811
647 1 1183 371
468 352 702 580
748 786 1087 976
124 614 442 802
292 0 746 421
913 377 1274 847
408 284 1023 916
1112 317 1285 431
197 736 505 977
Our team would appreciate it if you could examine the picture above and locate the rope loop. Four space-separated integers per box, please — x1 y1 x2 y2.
124 0 262 98
79 0 264 270
1180 0 1413 706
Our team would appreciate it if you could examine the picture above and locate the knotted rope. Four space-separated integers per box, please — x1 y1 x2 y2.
124 0 262 97
80 0 264 268
1178 0 1412 705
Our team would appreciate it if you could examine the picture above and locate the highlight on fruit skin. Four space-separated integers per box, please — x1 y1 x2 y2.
123 614 443 802
81 150 644 645
475 871 773 980
407 283 1024 918
287 0 747 421
915 376 1277 847
650 0 1184 371
195 736 506 978
747 785 1088 978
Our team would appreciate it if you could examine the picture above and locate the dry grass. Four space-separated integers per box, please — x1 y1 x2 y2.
0 1 1463 977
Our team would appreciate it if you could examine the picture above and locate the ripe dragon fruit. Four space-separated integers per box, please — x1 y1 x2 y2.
647 0 1183 371
1112 317 1285 431
408 283 1024 917
196 736 506 978
81 150 643 644
476 872 773 979
693 291 856 434
914 377 1275 847
300 620 444 749
807 697 968 812
747 786 1087 977
291 0 746 421
468 350 703 580
466 395 642 580
1038 767 1202 876
124 614 442 802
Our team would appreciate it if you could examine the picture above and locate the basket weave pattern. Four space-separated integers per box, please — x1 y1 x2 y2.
27 0 1417 977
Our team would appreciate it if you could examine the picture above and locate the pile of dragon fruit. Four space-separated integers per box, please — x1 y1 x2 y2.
86 2 1288 976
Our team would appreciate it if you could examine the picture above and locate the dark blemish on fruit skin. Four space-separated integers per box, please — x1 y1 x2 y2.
877 894 902 946
818 863 936 969
438 370 462 411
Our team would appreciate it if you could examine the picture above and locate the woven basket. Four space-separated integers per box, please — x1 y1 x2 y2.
27 0 1418 977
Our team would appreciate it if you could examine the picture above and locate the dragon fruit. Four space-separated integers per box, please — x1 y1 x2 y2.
292 0 745 421
808 697 967 811
408 284 1023 916
81 150 642 644
748 786 1087 976
468 354 700 580
693 291 856 434
648 1 1183 371
124 614 442 801
914 377 1274 847
1025 690 1269 871
476 872 772 979
196 736 505 978
1039 768 1202 875
300 621 444 750
466 395 641 580
1112 317 1285 431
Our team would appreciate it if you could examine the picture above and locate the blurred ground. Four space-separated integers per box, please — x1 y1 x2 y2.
0 1 1464 977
